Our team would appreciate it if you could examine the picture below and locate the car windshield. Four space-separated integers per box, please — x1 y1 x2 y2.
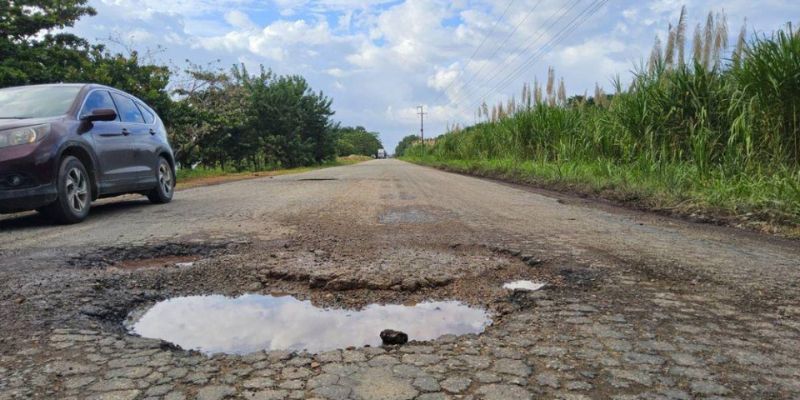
0 85 82 119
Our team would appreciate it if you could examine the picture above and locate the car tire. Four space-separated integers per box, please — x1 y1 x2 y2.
147 157 174 204
41 156 92 224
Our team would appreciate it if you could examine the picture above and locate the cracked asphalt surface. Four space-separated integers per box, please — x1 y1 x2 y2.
1 159 799 400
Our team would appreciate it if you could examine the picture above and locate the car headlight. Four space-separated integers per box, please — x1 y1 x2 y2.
0 124 50 149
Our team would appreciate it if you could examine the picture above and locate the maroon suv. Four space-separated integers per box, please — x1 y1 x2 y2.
0 84 176 223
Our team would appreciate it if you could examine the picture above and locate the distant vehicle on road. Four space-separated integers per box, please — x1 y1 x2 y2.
0 84 176 223
377 148 387 159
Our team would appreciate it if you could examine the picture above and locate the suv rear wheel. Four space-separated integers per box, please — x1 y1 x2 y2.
147 156 174 204
41 156 92 224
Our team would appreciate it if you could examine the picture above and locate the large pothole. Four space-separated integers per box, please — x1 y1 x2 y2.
125 294 490 355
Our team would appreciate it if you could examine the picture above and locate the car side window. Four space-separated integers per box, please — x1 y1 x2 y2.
111 93 145 123
81 90 118 120
136 102 155 124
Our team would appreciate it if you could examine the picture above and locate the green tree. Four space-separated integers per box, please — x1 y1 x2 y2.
234 64 337 168
395 134 420 157
0 0 97 86
335 126 383 156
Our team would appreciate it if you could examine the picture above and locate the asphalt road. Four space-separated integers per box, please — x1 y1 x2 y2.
2 159 798 296
1 159 799 399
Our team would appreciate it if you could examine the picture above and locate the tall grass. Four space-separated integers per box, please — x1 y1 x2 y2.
407 14 800 229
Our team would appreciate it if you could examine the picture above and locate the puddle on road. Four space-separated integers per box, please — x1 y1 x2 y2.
127 294 490 355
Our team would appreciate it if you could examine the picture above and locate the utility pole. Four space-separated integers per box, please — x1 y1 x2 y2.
417 105 426 141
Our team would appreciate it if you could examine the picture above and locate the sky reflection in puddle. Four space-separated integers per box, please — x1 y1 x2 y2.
128 294 490 355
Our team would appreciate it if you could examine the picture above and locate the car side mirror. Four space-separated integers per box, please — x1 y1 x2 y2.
81 108 117 122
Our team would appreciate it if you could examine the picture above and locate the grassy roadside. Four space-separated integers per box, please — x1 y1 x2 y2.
403 155 800 238
175 155 372 189
401 18 800 239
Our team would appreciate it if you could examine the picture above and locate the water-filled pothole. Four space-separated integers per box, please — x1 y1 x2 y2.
126 294 490 354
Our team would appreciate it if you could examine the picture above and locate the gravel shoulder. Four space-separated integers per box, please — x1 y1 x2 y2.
1 159 798 399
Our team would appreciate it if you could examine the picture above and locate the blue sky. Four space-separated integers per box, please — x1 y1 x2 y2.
70 0 798 152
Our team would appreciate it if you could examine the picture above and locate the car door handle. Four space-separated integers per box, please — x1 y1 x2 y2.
121 128 130 136
149 128 157 135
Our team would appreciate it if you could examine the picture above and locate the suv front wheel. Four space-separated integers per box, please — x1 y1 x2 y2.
147 157 174 204
41 156 92 224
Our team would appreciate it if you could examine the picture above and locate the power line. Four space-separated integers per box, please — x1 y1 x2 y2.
448 0 545 107
476 0 607 108
451 0 583 106
467 0 608 112
433 0 516 104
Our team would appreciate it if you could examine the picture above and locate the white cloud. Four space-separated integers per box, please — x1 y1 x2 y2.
427 63 460 91
201 19 338 61
225 10 256 30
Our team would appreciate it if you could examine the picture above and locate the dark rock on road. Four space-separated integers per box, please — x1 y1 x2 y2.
380 330 409 346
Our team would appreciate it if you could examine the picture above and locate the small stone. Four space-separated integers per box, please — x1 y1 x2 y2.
565 381 592 391
86 390 141 400
491 359 532 377
196 385 236 400
244 389 288 400
475 371 501 383
106 367 152 379
670 352 701 366
401 354 441 366
353 368 418 400
536 372 560 388
278 380 304 390
412 376 441 392
392 364 425 378
417 394 448 400
145 385 174 397
368 355 399 367
475 384 532 400
281 367 312 380
89 378 136 392
690 381 730 395
609 369 652 387
45 361 100 376
243 377 275 389
164 391 186 400
622 352 665 366
166 368 188 379
440 377 471 393
317 351 342 363
312 384 352 400
64 376 96 389
308 374 339 389
381 330 409 346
